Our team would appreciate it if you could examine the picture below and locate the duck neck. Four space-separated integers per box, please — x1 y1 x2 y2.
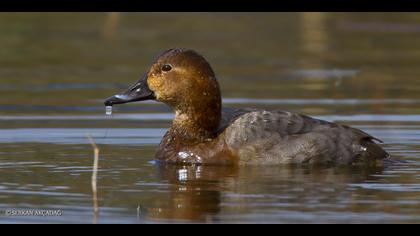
170 96 222 143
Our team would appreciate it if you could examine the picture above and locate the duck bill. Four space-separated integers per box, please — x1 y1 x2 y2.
104 74 155 106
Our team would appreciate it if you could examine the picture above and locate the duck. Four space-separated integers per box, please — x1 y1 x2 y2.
104 48 390 166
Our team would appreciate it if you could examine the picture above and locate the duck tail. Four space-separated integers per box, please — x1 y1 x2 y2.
361 138 390 161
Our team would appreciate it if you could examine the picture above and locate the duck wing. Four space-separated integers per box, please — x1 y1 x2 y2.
220 107 389 165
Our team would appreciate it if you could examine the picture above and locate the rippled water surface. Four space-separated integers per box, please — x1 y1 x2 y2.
0 13 420 223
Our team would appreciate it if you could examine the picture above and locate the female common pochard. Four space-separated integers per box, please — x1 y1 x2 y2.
105 48 389 166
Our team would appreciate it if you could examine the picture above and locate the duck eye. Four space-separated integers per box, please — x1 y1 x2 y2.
162 64 172 72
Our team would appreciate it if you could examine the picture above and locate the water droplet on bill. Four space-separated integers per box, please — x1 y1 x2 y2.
105 106 113 116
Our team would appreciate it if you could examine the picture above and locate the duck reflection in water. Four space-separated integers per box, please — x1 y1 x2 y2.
142 164 386 222
144 164 238 222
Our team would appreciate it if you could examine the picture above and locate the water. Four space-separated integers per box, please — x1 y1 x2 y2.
0 13 420 224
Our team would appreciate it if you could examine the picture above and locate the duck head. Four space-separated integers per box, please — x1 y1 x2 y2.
105 48 222 140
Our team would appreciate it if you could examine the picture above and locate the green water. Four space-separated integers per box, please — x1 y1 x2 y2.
0 13 419 223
